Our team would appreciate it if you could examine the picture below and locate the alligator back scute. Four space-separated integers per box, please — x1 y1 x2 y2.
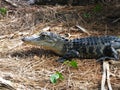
72 36 118 46
71 36 119 59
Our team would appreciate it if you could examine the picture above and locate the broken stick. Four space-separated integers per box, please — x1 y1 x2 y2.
4 0 18 7
101 61 112 90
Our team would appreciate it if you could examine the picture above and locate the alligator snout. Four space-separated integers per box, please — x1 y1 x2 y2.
21 37 31 42
21 36 37 42
21 35 41 44
21 37 25 41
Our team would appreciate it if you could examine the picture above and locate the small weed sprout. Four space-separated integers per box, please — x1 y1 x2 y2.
0 8 7 16
93 4 103 13
64 60 78 68
50 71 64 84
83 13 91 18
83 4 103 18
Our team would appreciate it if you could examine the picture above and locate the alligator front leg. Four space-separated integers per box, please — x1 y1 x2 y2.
57 50 80 63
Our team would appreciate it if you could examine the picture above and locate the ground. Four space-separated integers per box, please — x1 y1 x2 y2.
0 0 120 90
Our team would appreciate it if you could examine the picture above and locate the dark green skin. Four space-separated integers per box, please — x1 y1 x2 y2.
58 36 120 62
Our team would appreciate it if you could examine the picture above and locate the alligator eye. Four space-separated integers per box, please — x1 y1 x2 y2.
41 34 46 37
39 34 46 39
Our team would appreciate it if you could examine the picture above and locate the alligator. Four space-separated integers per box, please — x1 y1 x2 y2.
22 32 120 62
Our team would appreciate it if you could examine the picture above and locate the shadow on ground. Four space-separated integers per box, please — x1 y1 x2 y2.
10 47 57 58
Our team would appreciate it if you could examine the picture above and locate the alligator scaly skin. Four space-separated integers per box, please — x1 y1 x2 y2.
60 36 120 62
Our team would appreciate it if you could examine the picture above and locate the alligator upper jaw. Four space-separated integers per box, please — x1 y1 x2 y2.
22 34 40 42
22 37 34 45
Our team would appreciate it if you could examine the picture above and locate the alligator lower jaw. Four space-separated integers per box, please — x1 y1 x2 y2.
41 46 64 56
23 41 64 55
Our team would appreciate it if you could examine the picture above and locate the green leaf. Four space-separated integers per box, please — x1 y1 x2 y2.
56 71 64 80
83 13 91 18
93 4 102 12
64 60 78 68
0 8 7 15
69 60 78 68
50 72 64 84
63 60 70 64
50 73 59 84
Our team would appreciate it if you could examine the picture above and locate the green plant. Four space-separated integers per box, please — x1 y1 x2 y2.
83 13 91 18
83 4 103 18
50 71 64 84
0 8 7 16
93 4 103 12
64 60 78 68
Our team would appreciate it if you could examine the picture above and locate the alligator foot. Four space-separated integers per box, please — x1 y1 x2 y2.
56 50 79 63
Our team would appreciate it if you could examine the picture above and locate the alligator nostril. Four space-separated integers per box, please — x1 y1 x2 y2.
21 38 25 41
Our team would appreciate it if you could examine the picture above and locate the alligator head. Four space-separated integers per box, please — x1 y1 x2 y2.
22 32 68 55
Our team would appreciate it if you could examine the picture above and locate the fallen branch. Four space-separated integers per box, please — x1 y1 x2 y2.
112 17 120 23
0 77 15 90
4 0 18 7
76 25 90 35
106 62 112 90
101 61 112 90
101 61 107 90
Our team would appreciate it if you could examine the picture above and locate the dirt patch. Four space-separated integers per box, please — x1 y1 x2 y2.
0 0 120 89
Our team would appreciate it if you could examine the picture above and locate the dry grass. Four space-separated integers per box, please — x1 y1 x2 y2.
0 0 120 89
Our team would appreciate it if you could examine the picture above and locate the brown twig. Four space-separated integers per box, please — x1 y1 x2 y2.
4 0 18 7
0 77 15 90
76 25 90 35
112 17 120 23
101 61 107 90
101 61 112 90
106 62 112 90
